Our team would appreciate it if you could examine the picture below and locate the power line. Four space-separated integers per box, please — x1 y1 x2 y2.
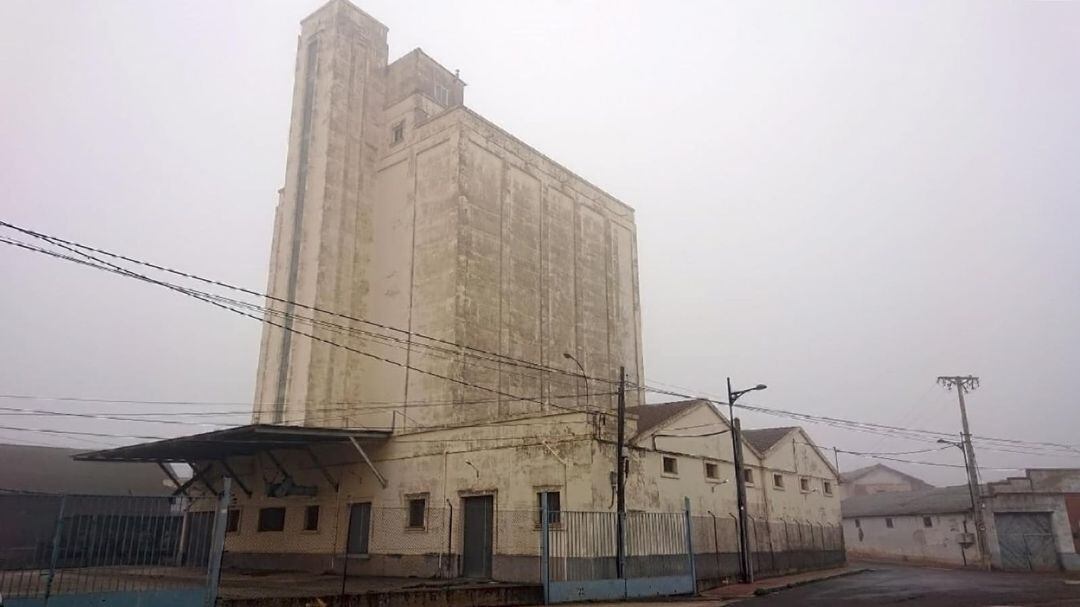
0 234 604 418
0 221 620 386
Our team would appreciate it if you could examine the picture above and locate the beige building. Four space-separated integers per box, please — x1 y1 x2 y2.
839 463 933 498
843 469 1080 571
252 0 643 432
78 0 841 585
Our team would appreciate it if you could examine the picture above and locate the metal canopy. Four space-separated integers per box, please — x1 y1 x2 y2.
73 424 391 464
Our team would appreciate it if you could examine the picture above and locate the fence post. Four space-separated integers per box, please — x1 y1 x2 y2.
205 478 231 607
708 512 720 585
541 492 550 604
683 497 696 593
42 495 68 606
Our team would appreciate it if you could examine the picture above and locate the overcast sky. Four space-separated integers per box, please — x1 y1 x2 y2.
2 0 1078 485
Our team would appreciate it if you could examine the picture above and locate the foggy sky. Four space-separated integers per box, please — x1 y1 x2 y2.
1 0 1078 485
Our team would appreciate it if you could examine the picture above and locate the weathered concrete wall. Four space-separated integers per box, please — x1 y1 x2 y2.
841 467 926 498
842 513 975 566
985 492 1080 571
754 429 841 522
253 0 390 427
254 2 643 433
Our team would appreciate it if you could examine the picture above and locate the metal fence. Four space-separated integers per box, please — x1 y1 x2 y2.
0 490 225 606
690 514 845 585
542 506 695 603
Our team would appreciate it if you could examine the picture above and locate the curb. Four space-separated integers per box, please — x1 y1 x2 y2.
751 568 871 596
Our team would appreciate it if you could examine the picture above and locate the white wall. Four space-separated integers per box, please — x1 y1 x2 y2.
843 513 976 566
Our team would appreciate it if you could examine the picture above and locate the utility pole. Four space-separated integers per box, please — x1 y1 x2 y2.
728 377 766 583
615 366 626 578
937 375 989 570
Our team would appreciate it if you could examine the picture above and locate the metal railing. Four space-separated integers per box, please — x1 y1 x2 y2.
0 491 224 601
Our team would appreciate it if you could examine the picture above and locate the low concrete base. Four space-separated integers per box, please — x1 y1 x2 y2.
217 583 543 607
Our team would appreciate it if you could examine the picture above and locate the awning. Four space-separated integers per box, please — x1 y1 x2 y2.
74 424 392 498
73 424 390 463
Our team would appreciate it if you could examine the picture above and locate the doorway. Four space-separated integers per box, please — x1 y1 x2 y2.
347 502 372 555
462 495 494 578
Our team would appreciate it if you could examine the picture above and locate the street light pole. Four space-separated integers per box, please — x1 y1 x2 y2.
562 352 589 410
727 377 767 583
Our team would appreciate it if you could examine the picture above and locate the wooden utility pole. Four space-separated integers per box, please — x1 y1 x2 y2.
937 375 990 570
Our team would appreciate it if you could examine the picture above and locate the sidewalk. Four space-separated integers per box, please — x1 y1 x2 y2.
699 566 868 600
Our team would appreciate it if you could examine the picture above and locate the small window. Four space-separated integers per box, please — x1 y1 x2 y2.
823 481 833 496
434 83 449 105
226 508 241 533
407 498 426 529
743 468 754 485
662 456 679 475
391 121 404 145
257 507 286 532
304 505 320 531
705 462 719 480
800 477 811 492
773 473 785 489
923 516 933 528
537 491 561 525
886 517 894 528
854 518 861 529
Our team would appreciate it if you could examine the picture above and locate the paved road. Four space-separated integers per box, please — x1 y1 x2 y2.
740 562 1080 606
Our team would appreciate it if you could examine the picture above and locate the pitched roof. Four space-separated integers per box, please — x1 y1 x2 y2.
841 485 974 518
741 427 799 453
627 399 706 436
840 463 934 489
0 443 174 496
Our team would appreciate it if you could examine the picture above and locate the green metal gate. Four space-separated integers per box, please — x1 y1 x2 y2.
995 512 1060 572
0 484 229 607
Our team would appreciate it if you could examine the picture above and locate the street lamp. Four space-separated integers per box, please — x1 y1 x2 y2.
727 377 766 584
938 437 976 511
727 380 767 422
563 352 589 410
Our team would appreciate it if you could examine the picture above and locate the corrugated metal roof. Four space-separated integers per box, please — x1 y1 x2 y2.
741 427 798 453
841 484 975 518
627 400 704 436
0 443 174 496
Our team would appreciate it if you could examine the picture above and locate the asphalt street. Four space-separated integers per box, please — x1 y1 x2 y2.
740 562 1080 606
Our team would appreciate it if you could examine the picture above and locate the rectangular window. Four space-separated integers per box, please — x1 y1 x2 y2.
886 517 894 528
800 477 811 492
773 473 785 489
662 456 678 475
705 462 719 480
743 468 754 485
537 490 562 525
823 480 833 496
391 121 404 145
226 508 241 533
304 505 320 531
923 516 933 528
407 498 427 529
434 83 449 105
257 507 286 532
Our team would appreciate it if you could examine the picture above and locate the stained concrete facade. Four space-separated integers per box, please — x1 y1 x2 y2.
253 0 643 431
843 512 977 566
212 0 838 583
839 463 934 499
842 469 1080 571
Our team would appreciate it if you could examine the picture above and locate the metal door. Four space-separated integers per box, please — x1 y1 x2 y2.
182 510 214 566
995 512 1059 571
462 496 494 578
347 503 372 555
